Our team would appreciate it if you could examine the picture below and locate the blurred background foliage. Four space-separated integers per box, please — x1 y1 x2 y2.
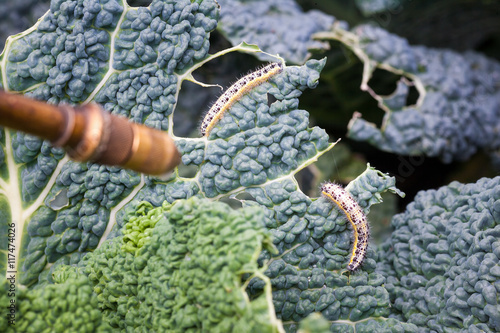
296 0 500 206
1 0 499 241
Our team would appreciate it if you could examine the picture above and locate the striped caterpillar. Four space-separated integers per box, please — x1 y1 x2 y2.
321 182 369 272
200 62 284 137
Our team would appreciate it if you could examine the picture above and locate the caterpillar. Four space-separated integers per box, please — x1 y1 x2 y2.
321 182 369 272
200 62 284 137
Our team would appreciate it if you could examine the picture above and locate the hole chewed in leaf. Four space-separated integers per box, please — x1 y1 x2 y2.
126 0 152 7
406 83 419 107
48 188 69 210
367 68 401 96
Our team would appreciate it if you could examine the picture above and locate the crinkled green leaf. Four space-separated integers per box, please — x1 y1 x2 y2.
298 313 331 333
80 197 284 332
0 268 112 333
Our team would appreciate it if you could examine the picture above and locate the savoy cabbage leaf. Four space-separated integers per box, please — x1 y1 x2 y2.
75 197 283 332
